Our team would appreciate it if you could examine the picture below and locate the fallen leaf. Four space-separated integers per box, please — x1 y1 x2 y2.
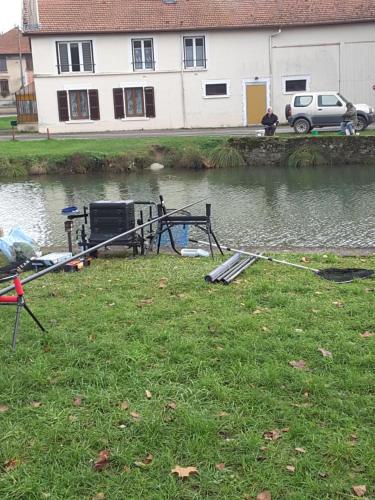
332 301 344 308
0 404 9 413
352 485 367 497
108 303 116 307
256 490 271 500
92 494 105 500
303 392 309 398
31 401 42 408
295 447 306 454
295 328 303 333
215 463 225 471
291 402 312 408
171 466 198 478
349 433 358 445
263 429 282 441
318 472 328 479
289 360 308 370
142 453 154 465
281 428 290 433
166 402 177 410
360 331 375 338
120 401 129 410
88 335 96 342
93 450 110 471
73 397 82 406
139 298 154 306
158 278 168 289
68 415 78 423
217 411 229 417
3 458 18 472
311 309 319 314
301 256 309 263
261 326 269 332
130 411 141 421
145 390 152 400
318 348 332 358
286 465 296 473
123 466 130 473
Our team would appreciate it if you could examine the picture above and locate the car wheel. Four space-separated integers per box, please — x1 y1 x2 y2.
355 116 367 131
293 118 311 134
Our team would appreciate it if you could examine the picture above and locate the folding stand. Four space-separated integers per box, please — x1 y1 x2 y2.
0 273 45 350
154 196 224 257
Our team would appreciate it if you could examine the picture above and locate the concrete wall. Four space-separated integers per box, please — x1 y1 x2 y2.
0 55 32 104
30 22 375 132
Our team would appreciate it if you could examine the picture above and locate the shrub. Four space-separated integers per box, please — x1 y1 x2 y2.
208 144 246 168
0 157 27 178
287 147 328 168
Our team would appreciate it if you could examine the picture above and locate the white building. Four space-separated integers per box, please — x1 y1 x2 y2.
23 0 375 133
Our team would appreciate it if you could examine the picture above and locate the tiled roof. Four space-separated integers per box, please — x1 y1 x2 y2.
24 0 375 34
0 27 31 55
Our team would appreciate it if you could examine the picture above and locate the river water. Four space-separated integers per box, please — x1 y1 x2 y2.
1 165 375 249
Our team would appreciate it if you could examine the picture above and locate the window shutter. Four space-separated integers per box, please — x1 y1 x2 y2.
57 91 69 121
82 42 93 72
144 87 155 118
58 43 69 73
88 89 100 120
113 88 125 119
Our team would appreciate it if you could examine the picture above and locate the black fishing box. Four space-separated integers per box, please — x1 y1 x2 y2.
89 200 136 246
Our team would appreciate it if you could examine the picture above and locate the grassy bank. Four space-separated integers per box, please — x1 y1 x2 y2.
0 116 16 130
0 254 374 498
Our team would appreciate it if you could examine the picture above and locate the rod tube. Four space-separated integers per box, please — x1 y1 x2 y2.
222 256 259 285
0 197 208 297
191 239 319 273
204 253 241 282
217 257 250 281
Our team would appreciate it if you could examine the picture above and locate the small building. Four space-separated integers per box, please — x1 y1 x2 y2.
0 27 33 114
23 0 375 133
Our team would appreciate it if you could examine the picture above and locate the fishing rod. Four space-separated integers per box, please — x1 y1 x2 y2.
0 197 208 297
191 239 374 283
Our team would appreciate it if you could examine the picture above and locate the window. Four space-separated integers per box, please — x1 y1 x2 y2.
0 56 7 72
56 41 94 73
113 87 155 119
318 95 343 107
25 55 33 71
57 89 100 121
203 81 229 98
132 39 154 70
0 80 9 97
294 95 313 107
282 76 310 94
184 37 206 69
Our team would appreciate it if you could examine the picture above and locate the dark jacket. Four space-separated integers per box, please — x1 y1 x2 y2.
261 113 279 127
343 104 357 123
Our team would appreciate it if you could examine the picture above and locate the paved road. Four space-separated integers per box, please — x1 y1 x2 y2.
0 123 374 142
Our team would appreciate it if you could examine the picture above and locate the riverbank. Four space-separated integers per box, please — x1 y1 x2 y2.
1 133 375 177
0 253 374 498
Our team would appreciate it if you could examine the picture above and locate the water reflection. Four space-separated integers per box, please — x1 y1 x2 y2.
1 165 375 248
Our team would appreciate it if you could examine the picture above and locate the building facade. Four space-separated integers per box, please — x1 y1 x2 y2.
0 28 33 113
23 0 375 133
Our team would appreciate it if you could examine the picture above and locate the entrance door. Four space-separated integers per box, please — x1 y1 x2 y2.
246 83 267 125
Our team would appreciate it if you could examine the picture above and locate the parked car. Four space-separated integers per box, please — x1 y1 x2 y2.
285 92 375 134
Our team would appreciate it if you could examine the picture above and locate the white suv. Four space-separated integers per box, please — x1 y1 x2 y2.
285 92 375 134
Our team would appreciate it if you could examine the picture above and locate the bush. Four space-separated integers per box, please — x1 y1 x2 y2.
287 147 328 168
0 157 27 178
209 144 246 168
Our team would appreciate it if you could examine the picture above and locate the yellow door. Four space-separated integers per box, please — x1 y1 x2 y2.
246 84 267 125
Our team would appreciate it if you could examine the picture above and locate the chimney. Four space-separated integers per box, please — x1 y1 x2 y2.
23 0 40 31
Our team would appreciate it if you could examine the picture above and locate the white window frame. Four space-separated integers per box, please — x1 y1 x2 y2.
202 80 230 99
183 36 206 70
56 40 94 74
282 75 310 95
131 38 155 71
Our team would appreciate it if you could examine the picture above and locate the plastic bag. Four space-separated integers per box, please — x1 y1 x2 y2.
0 227 40 262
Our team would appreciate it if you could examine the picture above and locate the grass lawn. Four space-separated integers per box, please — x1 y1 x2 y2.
0 116 16 131
0 253 374 499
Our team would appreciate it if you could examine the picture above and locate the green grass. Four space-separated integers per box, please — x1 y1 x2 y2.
0 253 374 499
0 136 225 159
0 116 16 130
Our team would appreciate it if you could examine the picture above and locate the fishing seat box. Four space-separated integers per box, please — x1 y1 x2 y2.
88 200 136 247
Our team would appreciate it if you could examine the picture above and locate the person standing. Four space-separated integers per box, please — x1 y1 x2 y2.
261 107 279 136
340 102 357 136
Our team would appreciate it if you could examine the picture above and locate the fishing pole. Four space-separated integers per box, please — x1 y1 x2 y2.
192 239 374 283
0 197 208 296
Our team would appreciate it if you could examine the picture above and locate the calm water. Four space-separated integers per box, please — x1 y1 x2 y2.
1 165 375 249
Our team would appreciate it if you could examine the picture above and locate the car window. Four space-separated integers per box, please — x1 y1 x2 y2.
294 95 313 107
318 95 343 107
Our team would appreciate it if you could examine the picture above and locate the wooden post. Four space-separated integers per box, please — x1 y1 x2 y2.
47 128 50 140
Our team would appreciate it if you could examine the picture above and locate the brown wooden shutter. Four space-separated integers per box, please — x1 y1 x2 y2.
88 89 100 120
144 87 155 118
57 90 69 121
113 88 125 119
